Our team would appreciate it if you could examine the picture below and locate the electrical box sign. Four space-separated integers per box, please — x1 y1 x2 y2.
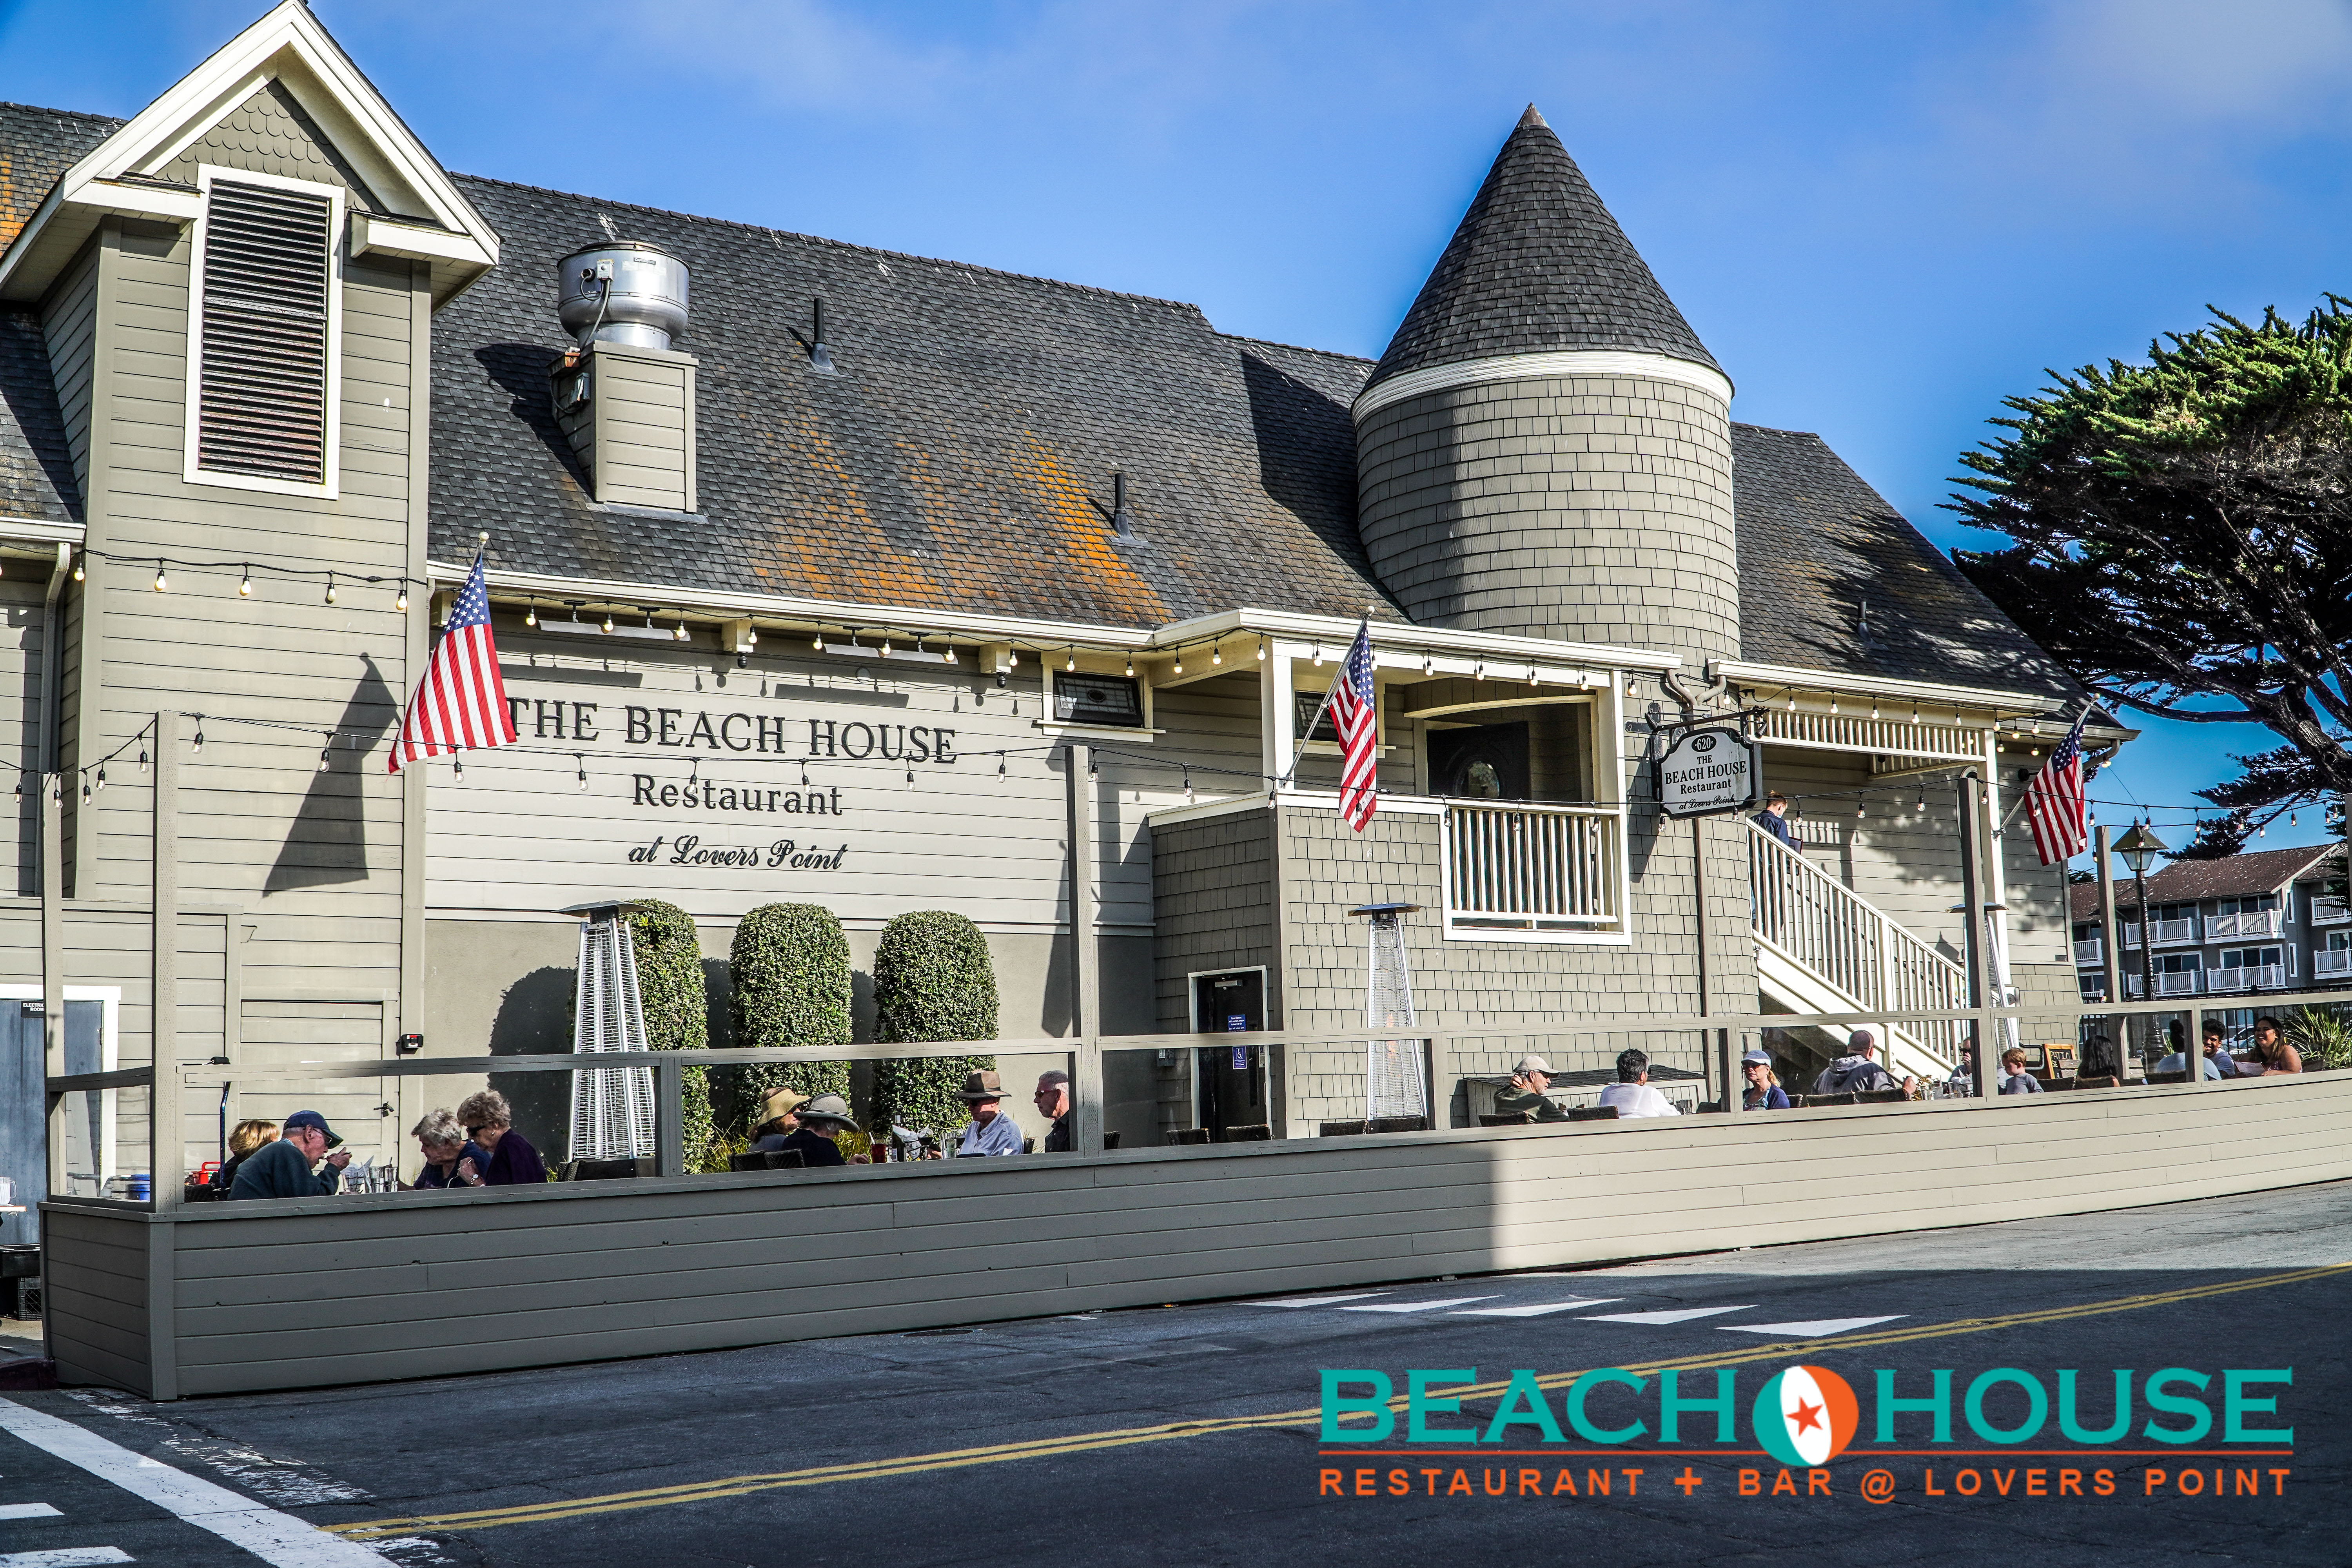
1656 726 1758 819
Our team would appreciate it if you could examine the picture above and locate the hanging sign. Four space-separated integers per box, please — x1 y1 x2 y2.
1655 726 1759 818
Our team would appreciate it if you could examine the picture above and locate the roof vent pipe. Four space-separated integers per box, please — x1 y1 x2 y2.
1111 468 1138 539
809 297 836 374
556 241 689 351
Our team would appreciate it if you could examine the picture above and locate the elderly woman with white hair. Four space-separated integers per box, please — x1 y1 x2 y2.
406 1108 488 1190
456 1089 549 1185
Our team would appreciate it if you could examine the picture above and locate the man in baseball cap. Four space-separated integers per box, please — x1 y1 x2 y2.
1493 1054 1568 1123
227 1109 351 1201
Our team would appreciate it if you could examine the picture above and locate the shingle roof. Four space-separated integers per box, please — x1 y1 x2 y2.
0 101 122 254
0 309 78 523
1731 424 2083 701
430 175 1391 626
2069 844 2343 920
1365 105 1718 392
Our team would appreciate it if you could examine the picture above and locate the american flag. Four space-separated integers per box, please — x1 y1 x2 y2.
2025 709 2091 866
1328 618 1378 831
388 552 517 771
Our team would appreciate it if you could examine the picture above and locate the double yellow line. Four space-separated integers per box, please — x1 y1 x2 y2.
329 1260 2345 1540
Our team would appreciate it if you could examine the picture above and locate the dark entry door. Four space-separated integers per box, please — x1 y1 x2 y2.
1191 970 1267 1138
1428 722 1530 800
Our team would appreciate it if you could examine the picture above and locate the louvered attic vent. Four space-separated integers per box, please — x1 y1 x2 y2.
196 180 332 484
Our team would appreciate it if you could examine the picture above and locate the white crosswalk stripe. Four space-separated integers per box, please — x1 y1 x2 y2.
1717 1315 1906 1338
1577 1305 1754 1325
1451 1299 1621 1317
0 1503 63 1519
1243 1292 1389 1308
1338 1296 1498 1314
2 1549 137 1566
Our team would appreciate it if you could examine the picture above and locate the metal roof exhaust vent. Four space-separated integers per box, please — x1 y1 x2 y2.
1109 468 1142 544
808 297 836 375
557 241 689 351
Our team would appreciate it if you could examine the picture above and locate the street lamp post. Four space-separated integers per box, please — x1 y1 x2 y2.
2113 822 2170 1064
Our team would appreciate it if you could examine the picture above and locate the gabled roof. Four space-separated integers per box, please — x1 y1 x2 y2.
0 102 122 255
2069 843 2344 920
0 0 497 305
1365 105 1719 393
1731 425 2084 702
430 175 1389 627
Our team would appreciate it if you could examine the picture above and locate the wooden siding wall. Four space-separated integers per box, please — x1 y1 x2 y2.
46 1069 2352 1399
41 1203 149 1394
588 347 692 512
0 579 44 895
39 239 99 503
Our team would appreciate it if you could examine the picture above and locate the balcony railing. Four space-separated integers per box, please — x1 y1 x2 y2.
2208 909 2280 940
2123 918 2200 949
2313 898 2352 928
2125 971 2201 998
2206 964 2287 995
2316 949 2352 978
2073 937 2103 967
1442 800 1621 935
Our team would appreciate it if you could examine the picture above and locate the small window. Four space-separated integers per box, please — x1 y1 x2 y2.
187 171 341 494
1052 672 1143 728
1295 691 1336 742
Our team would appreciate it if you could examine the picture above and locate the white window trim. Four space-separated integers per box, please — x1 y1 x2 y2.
1 984 125 1192
182 165 345 500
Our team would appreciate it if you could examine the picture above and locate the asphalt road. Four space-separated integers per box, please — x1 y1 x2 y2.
3 1180 2347 1567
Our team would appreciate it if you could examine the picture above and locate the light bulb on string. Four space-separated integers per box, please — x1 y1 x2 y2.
396 586 409 612
1312 644 1323 667
576 755 589 791
1173 647 1185 675
812 630 825 652
941 642 956 665
1787 690 1797 712
1915 785 1926 815
318 738 330 773
1124 654 1135 677
879 638 890 657
80 774 90 802
1183 766 1194 805
153 566 167 592
525 603 538 628
324 573 336 605
744 627 758 648
1087 753 1098 782
71 555 83 583
600 610 614 633
1211 645 1222 666
1529 666 1541 687
1909 701 1919 726
239 566 253 597
1256 638 1267 661
674 617 688 642
1066 648 1077 673
904 763 915 790
1870 699 1880 721
996 753 1007 783
192 724 204 754
1830 694 1840 716
94 767 105 792
800 759 811 787
452 755 463 780
1855 797 1865 821
137 748 147 773
1423 652 1434 677
1474 661 1485 682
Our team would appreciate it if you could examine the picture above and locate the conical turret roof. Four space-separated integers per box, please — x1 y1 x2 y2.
1366 105 1719 391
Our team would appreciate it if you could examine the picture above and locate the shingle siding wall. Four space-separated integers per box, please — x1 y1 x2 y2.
1273 797 1742 1131
1151 807 1278 1031
1354 372 1740 671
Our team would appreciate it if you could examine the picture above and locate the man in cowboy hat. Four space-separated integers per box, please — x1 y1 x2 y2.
954 1069 1024 1158
779 1093 860 1168
748 1087 809 1153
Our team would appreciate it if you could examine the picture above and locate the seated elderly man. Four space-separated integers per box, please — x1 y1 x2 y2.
1596 1049 1681 1118
1492 1054 1568 1122
407 1109 488 1189
1033 1070 1073 1152
227 1109 350 1200
954 1069 1025 1156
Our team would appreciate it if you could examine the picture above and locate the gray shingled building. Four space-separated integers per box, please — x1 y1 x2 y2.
0 4 2126 1206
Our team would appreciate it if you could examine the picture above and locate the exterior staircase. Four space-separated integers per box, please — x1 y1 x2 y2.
1747 822 1965 1083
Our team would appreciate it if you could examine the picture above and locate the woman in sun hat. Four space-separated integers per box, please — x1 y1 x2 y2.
778 1093 859 1168
748 1087 809 1153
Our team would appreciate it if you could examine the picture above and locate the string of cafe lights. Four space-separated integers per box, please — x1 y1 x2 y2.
3 717 158 806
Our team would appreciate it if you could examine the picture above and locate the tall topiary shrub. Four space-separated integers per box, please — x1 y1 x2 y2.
626 899 715 1172
728 903 851 1130
871 910 1000 1141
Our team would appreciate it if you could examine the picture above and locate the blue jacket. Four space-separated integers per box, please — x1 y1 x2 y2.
1753 808 1800 850
226 1137 338 1200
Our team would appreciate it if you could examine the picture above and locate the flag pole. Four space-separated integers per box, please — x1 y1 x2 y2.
1273 610 1369 789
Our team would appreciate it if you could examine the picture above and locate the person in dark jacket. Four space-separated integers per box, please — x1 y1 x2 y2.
1741 1051 1791 1110
1753 792 1802 851
2076 1031 2123 1082
1810 1031 1913 1096
1034 1070 1074 1151
211 1118 279 1194
407 1109 488 1189
455 1090 548 1185
778 1094 856 1167
747 1088 809 1153
227 1110 348 1200
1493 1055 1570 1121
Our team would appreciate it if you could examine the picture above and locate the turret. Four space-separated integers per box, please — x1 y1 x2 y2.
1354 106 1739 669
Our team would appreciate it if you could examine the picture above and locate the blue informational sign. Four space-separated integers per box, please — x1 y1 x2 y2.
1227 1015 1247 1032
1232 1046 1249 1070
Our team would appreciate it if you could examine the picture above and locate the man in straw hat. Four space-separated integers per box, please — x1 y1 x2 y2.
953 1069 1024 1158
748 1087 809 1154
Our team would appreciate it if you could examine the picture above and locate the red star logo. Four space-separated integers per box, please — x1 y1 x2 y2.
1789 1398 1825 1436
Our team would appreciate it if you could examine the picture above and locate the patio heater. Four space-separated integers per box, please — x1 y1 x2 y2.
1349 902 1428 1127
562 899 658 1161
2112 823 2169 1060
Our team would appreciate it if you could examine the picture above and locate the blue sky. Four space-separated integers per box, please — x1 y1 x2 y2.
6 0 2350 859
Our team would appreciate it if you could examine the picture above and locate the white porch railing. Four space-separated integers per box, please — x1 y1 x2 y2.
2073 936 2103 966
1442 800 1621 934
2123 918 2200 948
2205 964 2285 995
2316 949 2352 978
2125 971 2201 998
1747 824 1965 1065
2208 909 2280 940
2312 898 2351 928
